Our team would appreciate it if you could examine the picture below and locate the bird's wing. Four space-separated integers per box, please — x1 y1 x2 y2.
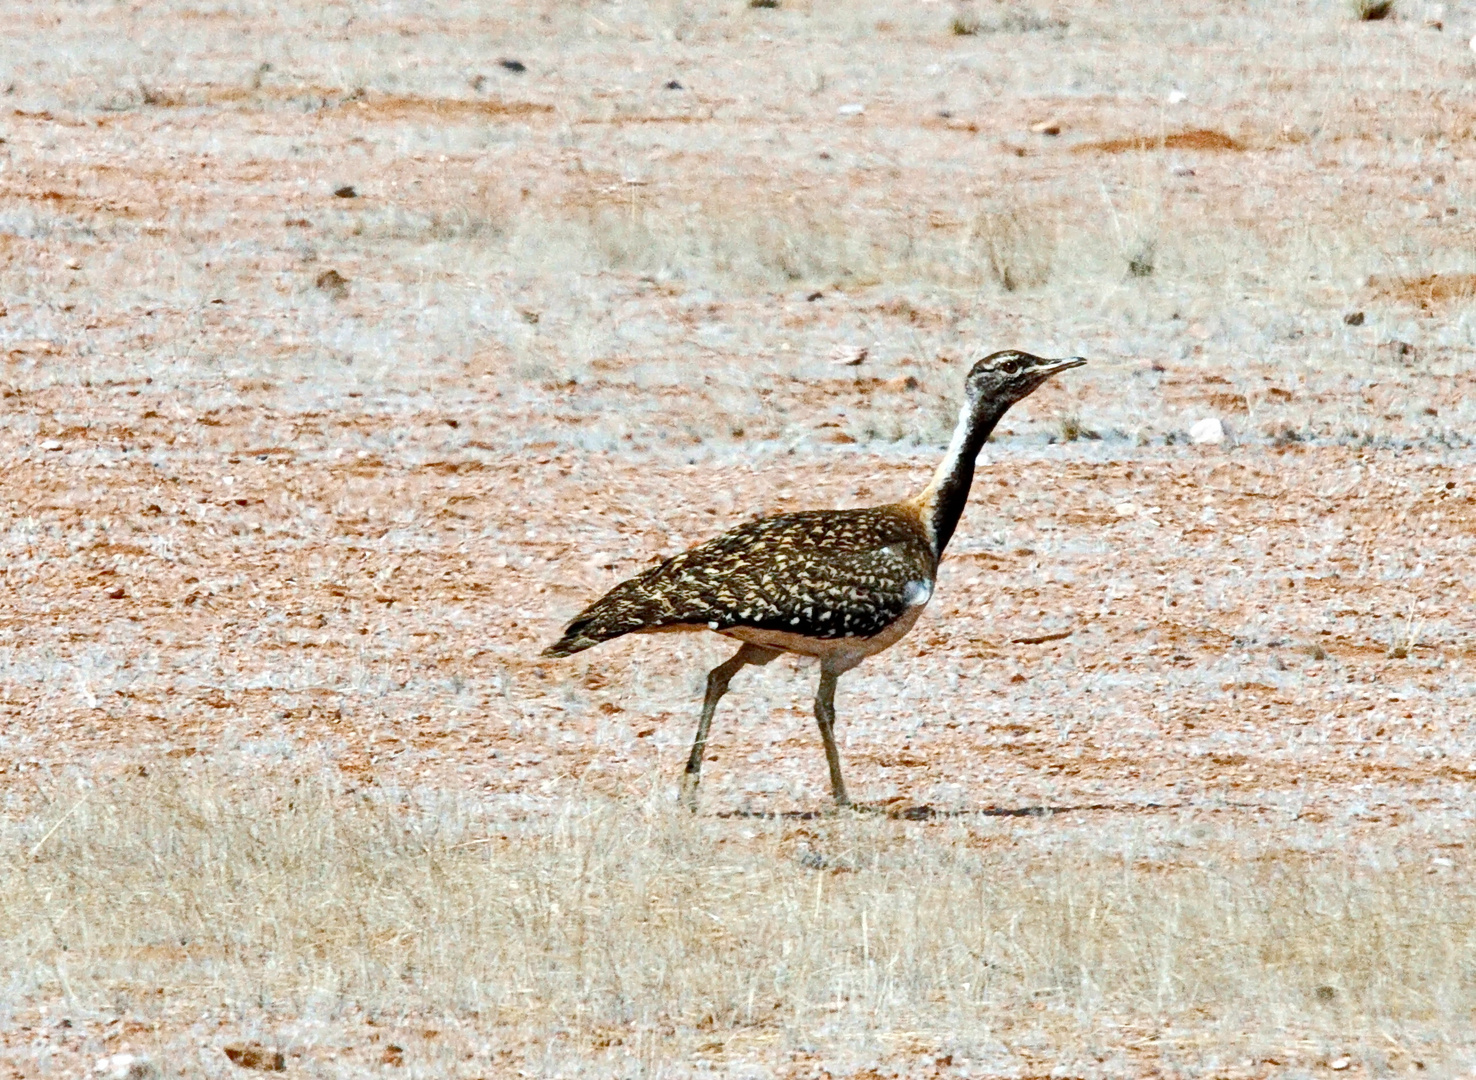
543 507 935 656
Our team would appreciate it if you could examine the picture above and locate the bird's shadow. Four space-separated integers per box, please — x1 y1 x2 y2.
715 801 1186 821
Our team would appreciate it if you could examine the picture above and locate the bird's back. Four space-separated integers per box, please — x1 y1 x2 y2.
543 504 936 657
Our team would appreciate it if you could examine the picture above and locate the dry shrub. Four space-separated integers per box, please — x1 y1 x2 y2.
1076 129 1245 154
1353 0 1394 19
1368 272 1476 308
576 196 892 287
971 206 1054 291
5 764 1475 1060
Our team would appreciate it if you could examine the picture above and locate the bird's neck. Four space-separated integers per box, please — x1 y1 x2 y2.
911 395 1009 558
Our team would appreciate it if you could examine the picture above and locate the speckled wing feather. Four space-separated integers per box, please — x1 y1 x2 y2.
542 505 936 657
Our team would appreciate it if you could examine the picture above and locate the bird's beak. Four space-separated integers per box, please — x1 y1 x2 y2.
1043 356 1088 375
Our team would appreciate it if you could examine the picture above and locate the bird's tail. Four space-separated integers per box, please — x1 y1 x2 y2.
542 564 689 658
541 597 664 657
541 616 610 658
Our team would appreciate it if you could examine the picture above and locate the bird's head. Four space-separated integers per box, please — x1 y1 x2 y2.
962 349 1086 407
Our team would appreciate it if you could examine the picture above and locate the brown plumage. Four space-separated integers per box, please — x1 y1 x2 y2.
544 349 1087 809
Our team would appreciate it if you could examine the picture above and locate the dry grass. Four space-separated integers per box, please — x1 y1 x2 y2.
6 0 1476 1073
5 763 1475 1072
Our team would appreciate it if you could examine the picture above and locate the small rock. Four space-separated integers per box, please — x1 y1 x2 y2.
1167 89 1188 104
94 1055 158 1080
1377 339 1418 363
664 79 683 90
41 439 62 451
498 58 526 73
333 185 357 198
381 1045 405 1067
837 103 865 116
1188 416 1224 444
106 586 126 600
1172 165 1195 177
1113 502 1138 517
223 1043 285 1072
830 344 869 366
1330 1056 1351 1071
1343 310 1365 326
66 258 82 270
314 269 349 298
1029 119 1061 135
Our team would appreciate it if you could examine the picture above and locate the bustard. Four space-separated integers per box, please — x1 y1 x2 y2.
543 350 1086 809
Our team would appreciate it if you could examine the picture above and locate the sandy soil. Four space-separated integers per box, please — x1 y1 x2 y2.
3 0 1476 1075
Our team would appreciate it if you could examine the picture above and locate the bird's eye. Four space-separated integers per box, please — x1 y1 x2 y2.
1001 359 1020 375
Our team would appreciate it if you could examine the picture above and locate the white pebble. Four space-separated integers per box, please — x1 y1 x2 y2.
1189 417 1224 444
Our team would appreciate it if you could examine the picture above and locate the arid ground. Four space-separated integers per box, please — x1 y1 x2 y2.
3 1 1476 1076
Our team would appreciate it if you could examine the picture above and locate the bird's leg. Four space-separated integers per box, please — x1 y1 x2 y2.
682 643 779 811
813 666 850 808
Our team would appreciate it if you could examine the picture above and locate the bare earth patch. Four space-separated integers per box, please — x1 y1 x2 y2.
2 0 1476 1076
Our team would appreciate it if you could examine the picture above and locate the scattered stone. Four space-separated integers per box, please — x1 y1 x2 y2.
1314 984 1337 1001
314 269 349 299
664 79 683 90
333 185 357 198
1343 310 1364 325
381 1045 405 1067
1114 502 1138 517
837 102 865 116
1301 643 1330 661
1377 339 1418 363
1172 165 1195 176
93 1054 158 1080
1330 1056 1352 1071
106 586 126 599
805 291 823 301
498 58 526 73
66 258 81 270
1188 416 1224 444
41 439 62 451
1167 89 1188 104
830 344 869 366
223 1043 285 1072
1030 119 1061 135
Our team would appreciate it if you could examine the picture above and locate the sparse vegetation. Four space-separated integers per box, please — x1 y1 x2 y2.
6 764 1476 1067
973 207 1054 292
3 0 1476 1074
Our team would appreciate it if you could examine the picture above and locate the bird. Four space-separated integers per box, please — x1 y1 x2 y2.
542 349 1086 810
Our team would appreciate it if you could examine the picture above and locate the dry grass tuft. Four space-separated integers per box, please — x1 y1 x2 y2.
972 207 1054 292
1077 128 1246 154
4 764 1475 1064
